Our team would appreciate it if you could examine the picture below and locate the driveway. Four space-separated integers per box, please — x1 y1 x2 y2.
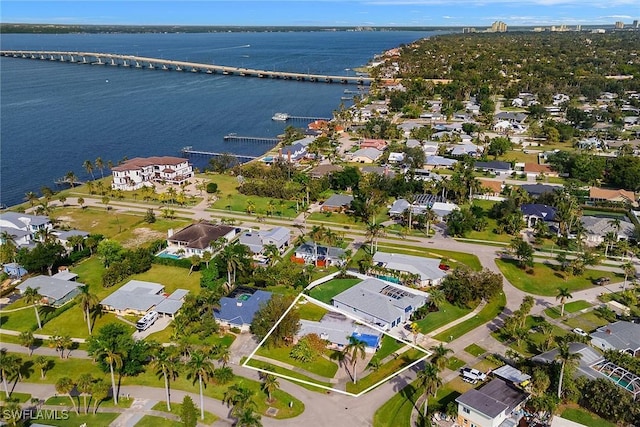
132 316 171 340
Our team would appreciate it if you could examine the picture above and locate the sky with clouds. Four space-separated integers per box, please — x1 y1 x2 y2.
2 1 638 27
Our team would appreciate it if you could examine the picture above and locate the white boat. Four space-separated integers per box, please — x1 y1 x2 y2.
272 113 289 121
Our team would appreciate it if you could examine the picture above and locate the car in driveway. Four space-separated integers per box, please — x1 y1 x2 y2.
460 367 486 383
572 328 588 337
594 277 610 286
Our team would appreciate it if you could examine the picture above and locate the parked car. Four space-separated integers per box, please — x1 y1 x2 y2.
460 367 486 382
594 277 610 286
572 328 588 337
136 311 159 331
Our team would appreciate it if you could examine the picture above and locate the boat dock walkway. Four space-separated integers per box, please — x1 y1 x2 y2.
181 147 258 162
223 134 280 144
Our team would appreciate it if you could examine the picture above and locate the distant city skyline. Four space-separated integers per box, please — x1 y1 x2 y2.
1 1 638 27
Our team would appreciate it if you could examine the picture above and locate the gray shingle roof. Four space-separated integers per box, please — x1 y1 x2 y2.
17 276 83 302
323 194 354 209
581 216 635 238
591 321 640 352
100 280 165 312
456 379 528 418
532 342 605 380
0 212 50 228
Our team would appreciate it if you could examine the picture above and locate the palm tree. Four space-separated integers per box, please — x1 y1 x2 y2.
186 350 215 420
261 374 280 403
538 322 555 352
77 286 99 335
65 171 78 187
245 200 256 215
151 347 180 412
24 191 38 207
34 355 50 379
235 407 263 427
263 244 280 267
344 336 366 383
23 286 43 329
56 377 79 414
621 261 635 290
19 331 35 356
91 380 110 414
555 340 580 399
415 363 442 420
83 160 95 181
95 157 105 179
92 345 123 405
0 231 18 263
556 287 573 317
188 255 201 275
77 373 94 414
223 384 256 417
216 346 231 368
428 289 446 310
219 243 246 288
201 251 212 269
429 344 453 371
77 196 85 209
365 221 385 254
0 349 22 398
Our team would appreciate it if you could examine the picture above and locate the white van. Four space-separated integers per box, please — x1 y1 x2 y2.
136 311 158 331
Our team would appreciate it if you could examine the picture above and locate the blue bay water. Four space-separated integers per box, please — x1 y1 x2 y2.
0 31 437 207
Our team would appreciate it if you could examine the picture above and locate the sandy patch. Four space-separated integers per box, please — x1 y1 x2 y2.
122 227 166 248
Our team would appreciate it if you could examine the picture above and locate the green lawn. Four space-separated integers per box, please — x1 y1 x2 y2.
446 356 465 371
244 359 332 391
416 301 472 335
40 309 134 340
563 311 610 332
129 264 202 295
492 315 567 356
151 401 218 425
346 349 425 395
45 395 133 409
308 278 361 304
433 293 506 342
212 191 301 219
296 300 328 321
561 407 617 427
255 346 338 378
369 335 405 366
51 207 144 239
29 412 121 427
374 243 482 271
373 383 420 427
496 259 604 296
0 392 31 403
464 344 486 357
135 415 182 427
544 300 592 319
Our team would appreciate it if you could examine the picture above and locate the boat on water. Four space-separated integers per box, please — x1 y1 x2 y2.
341 96 353 100
272 113 289 121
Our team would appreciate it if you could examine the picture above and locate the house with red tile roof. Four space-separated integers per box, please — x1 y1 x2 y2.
589 187 637 206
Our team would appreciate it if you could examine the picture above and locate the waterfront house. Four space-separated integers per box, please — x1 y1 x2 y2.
331 278 428 330
166 222 238 257
279 143 308 163
111 156 194 191
214 288 272 332
17 275 84 307
455 378 529 427
239 226 290 255
372 251 446 287
321 194 354 213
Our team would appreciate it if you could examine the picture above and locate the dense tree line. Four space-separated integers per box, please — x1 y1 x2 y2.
440 267 503 307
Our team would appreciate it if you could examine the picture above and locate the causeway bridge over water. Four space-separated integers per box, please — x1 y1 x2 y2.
0 50 374 85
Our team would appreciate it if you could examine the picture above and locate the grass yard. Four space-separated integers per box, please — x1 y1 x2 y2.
244 359 331 392
373 243 482 271
561 406 617 427
496 259 605 296
346 349 425 395
30 412 120 427
151 401 218 425
40 309 133 339
308 278 361 304
0 301 72 332
135 415 181 427
563 311 610 332
211 192 301 219
128 264 202 295
255 346 338 378
433 292 506 342
464 344 486 357
369 335 405 366
45 395 133 409
0 392 31 403
416 301 472 335
296 300 328 321
51 207 143 239
373 383 420 427
114 218 191 248
544 300 592 319
446 356 466 371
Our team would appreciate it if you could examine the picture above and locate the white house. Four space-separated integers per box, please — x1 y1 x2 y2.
456 379 529 427
239 226 290 255
0 212 52 247
351 148 383 163
111 156 194 191
166 222 238 257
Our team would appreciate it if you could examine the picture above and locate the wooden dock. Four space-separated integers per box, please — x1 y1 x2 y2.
181 147 258 163
223 134 280 144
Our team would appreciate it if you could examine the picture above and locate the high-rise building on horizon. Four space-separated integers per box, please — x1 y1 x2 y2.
633 20 639 28
488 21 508 33
615 21 624 29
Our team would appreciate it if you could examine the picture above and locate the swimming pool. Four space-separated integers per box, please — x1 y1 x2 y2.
376 275 401 284
157 250 182 260
352 332 381 348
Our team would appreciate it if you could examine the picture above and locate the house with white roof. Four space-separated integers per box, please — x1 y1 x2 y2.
331 278 428 330
100 280 188 317
111 156 193 191
298 311 382 353
372 252 446 287
388 152 405 163
0 212 52 247
17 275 84 307
425 155 458 169
239 226 290 255
449 143 482 157
350 148 383 163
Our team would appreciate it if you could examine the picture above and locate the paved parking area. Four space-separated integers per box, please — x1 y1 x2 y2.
132 316 172 340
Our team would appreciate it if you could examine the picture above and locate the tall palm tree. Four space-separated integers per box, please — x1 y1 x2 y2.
621 261 636 290
235 407 263 427
91 380 110 414
415 363 442 420
35 355 50 379
0 349 22 398
186 350 215 420
77 196 85 209
65 171 78 187
83 160 95 181
23 286 43 329
19 331 35 356
92 345 123 405
365 221 385 254
77 373 94 414
344 336 366 383
151 347 180 412
429 344 453 371
555 340 580 399
95 157 105 179
261 374 280 403
556 287 573 317
56 377 79 414
188 255 201 276
77 286 99 335
263 244 280 267
223 384 256 417
428 289 446 310
24 191 38 207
